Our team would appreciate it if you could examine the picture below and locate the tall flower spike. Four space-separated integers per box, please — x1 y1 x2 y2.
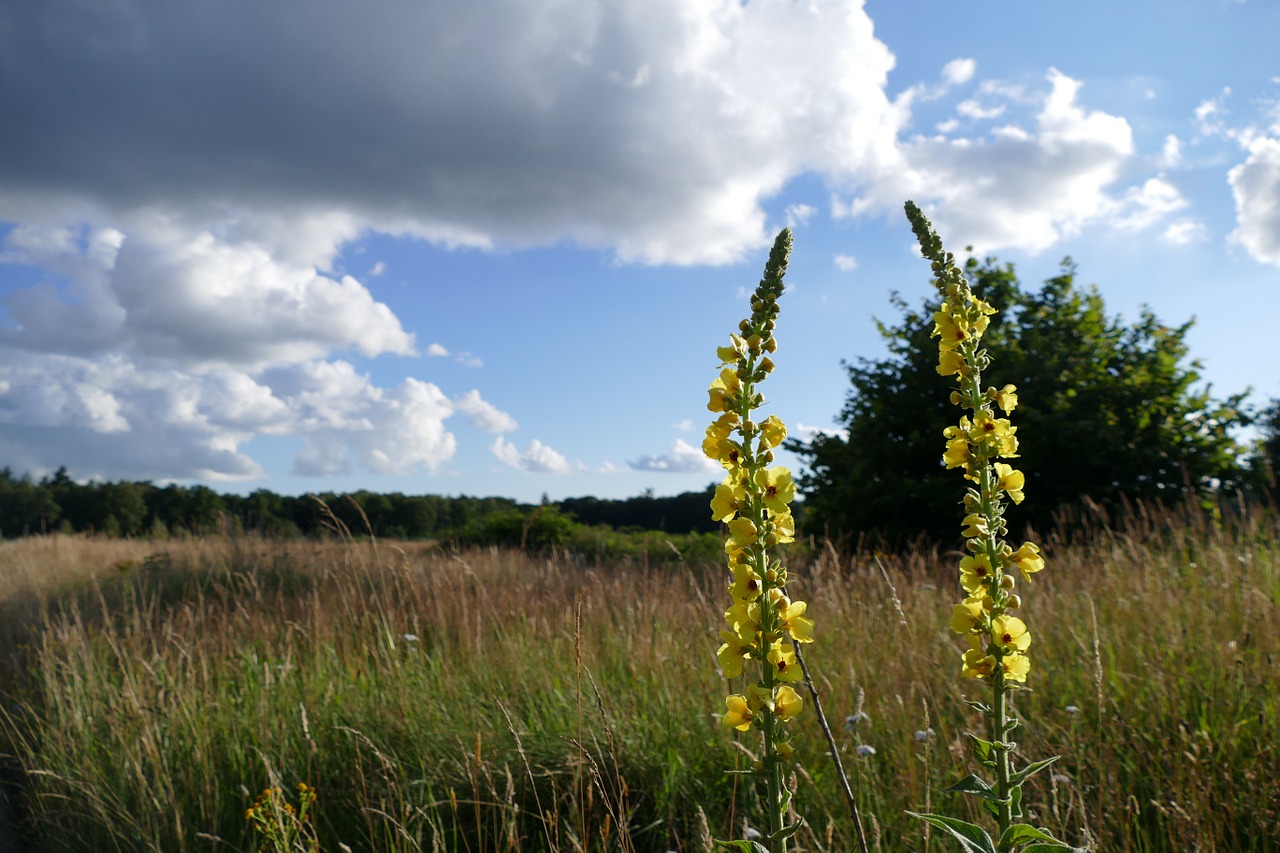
705 228 808 853
903 202 1069 853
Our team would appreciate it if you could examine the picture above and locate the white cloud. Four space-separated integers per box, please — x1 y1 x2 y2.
941 58 976 86
672 418 694 431
0 212 415 369
1162 219 1209 246
1113 177 1188 232
455 351 484 368
784 204 816 228
0 0 904 267
452 389 518 433
369 260 386 276
833 253 858 272
793 421 848 443
629 438 719 473
426 343 450 357
1157 134 1183 168
836 69 1154 254
1228 136 1280 265
491 436 572 474
956 100 1005 121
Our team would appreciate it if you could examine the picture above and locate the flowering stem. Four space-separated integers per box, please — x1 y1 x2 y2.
992 669 1013 841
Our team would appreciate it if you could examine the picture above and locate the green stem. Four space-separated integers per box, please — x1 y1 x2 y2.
992 667 1013 845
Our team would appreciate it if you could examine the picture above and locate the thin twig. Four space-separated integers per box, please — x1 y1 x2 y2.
793 642 870 853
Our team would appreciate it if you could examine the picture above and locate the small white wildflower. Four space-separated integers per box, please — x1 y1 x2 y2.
856 744 877 757
1063 705 1080 714
844 710 870 731
743 825 763 840
402 633 420 643
1050 773 1071 785
914 728 935 742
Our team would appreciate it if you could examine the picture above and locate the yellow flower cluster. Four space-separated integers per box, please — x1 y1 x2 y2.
245 782 319 853
929 246 1046 685
704 232 810 753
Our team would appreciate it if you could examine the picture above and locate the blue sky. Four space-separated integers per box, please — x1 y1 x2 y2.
0 0 1277 504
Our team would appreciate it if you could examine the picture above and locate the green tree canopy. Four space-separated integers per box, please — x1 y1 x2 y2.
791 256 1248 543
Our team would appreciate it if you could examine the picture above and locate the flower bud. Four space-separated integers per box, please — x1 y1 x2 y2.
764 337 777 353
1000 574 1016 591
1007 594 1022 610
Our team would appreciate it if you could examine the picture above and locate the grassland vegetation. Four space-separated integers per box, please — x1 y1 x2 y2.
0 500 1275 851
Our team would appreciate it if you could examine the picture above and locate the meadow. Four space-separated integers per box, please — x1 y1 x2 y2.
0 502 1276 852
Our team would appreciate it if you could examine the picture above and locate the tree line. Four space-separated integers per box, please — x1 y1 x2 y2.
788 255 1278 543
0 467 722 543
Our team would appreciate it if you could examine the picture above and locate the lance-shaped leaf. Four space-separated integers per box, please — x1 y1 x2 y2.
945 773 1006 803
907 812 997 853
1010 755 1060 786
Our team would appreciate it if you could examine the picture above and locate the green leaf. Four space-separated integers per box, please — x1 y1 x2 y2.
715 841 770 853
998 824 1060 847
771 821 802 842
966 733 995 765
1010 755 1060 786
965 699 993 716
1018 844 1078 852
1010 784 1023 819
907 812 997 853
945 774 1005 803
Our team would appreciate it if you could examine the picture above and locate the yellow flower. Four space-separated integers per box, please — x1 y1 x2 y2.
755 466 796 514
707 368 741 413
766 510 796 545
961 513 988 539
717 631 751 678
710 481 747 522
943 435 970 470
717 334 747 365
932 308 969 350
767 643 803 683
959 553 993 594
968 411 1015 449
993 462 1026 504
937 348 968 378
774 685 803 722
772 592 815 643
1001 652 1031 683
992 384 1018 414
759 414 787 449
991 615 1031 653
723 694 755 730
1010 541 1045 582
726 517 757 554
725 601 760 644
961 647 996 680
949 597 987 634
729 560 763 602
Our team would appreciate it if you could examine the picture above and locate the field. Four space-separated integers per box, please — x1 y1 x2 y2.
0 504 1277 852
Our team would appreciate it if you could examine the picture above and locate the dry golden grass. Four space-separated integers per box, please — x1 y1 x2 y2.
0 504 1275 851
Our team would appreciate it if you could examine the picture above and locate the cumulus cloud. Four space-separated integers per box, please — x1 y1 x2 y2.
0 0 905 267
942 58 976 87
452 389 518 433
0 213 415 369
1228 136 1280 264
836 68 1180 253
834 253 858 272
491 436 572 474
0 347 524 481
629 438 720 473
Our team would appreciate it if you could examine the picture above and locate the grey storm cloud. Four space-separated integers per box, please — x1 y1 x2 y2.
0 0 902 264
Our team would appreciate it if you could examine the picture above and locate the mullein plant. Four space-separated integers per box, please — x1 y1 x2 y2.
903 201 1080 853
705 228 812 853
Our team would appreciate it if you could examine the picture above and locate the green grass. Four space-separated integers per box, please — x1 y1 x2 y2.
0 505 1277 851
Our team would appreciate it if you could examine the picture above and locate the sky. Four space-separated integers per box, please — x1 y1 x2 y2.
0 0 1277 505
